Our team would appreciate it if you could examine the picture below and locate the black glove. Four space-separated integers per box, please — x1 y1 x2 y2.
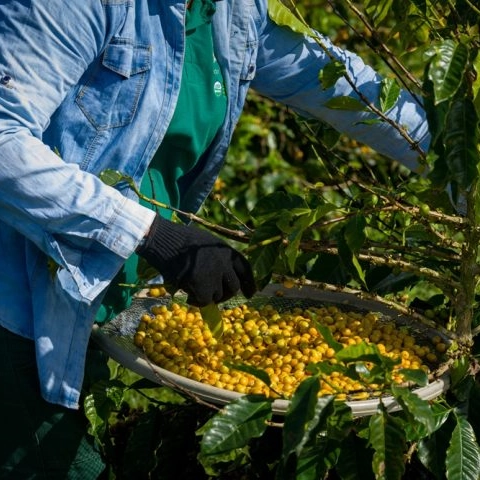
136 214 257 306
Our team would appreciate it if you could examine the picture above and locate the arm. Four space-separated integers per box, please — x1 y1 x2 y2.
0 1 155 300
252 17 430 171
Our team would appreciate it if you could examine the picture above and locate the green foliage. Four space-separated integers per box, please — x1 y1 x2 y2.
445 414 480 480
91 1 480 478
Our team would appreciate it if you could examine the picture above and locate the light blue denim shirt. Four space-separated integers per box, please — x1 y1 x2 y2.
0 0 429 408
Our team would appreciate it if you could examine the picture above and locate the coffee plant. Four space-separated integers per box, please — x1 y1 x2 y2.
88 1 480 478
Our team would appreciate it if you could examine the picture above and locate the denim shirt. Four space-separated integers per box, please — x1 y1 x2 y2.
0 0 430 408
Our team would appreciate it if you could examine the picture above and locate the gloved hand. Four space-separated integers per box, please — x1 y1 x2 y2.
136 214 257 306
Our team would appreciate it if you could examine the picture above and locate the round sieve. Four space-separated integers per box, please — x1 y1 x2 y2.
91 283 450 417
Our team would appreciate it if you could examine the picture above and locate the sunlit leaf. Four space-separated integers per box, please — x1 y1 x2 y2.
84 379 125 439
380 78 401 113
199 303 223 338
391 385 436 434
199 395 272 456
427 40 469 104
364 0 394 25
445 416 480 480
267 0 313 37
100 168 129 186
396 368 428 387
404 402 451 442
335 341 385 364
314 323 343 352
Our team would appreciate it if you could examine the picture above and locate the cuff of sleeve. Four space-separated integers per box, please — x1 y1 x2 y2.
99 196 156 259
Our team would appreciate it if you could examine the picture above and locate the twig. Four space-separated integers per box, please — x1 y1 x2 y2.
466 0 480 15
298 242 459 296
284 0 426 160
327 0 424 99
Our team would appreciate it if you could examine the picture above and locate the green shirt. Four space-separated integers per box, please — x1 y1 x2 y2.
96 0 227 322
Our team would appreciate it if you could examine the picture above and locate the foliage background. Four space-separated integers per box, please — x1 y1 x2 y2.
89 1 480 479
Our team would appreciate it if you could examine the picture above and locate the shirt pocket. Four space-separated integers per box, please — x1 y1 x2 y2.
76 39 151 130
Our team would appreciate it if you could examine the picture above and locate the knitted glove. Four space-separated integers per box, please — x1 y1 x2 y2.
136 214 256 306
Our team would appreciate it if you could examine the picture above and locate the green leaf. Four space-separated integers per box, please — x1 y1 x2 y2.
251 192 307 220
391 385 436 435
445 416 480 480
338 216 367 287
199 303 223 338
248 222 282 283
336 433 375 480
379 78 401 113
326 401 353 442
324 96 367 111
337 230 367 287
319 61 346 90
369 406 407 480
99 168 126 186
84 379 126 439
282 376 322 458
312 120 342 149
282 207 331 273
285 228 303 273
396 368 428 387
417 416 454 479
444 97 479 191
199 395 272 456
294 440 331 480
403 401 451 442
364 0 394 25
198 445 250 477
427 40 469 104
474 53 480 116
276 396 335 480
314 323 343 352
267 0 313 37
335 341 386 365
345 215 366 252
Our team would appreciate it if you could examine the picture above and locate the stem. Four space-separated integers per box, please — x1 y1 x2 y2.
466 0 480 15
132 183 250 243
453 182 479 343
298 242 459 297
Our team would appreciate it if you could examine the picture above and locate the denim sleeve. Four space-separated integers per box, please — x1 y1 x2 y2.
252 17 430 172
0 1 155 301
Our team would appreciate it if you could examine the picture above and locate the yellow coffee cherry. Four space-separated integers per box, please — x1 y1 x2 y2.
148 286 167 298
133 300 441 400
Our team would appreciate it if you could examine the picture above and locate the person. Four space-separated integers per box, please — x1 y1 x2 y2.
0 0 430 477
